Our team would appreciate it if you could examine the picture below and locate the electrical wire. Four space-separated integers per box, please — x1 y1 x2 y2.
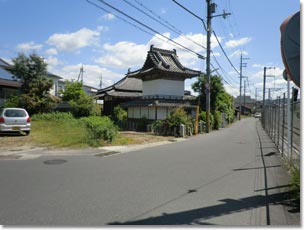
87 0 155 37
128 0 207 50
92 0 205 59
213 30 240 75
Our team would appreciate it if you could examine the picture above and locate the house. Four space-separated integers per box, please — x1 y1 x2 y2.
97 45 201 129
47 73 65 97
0 59 21 106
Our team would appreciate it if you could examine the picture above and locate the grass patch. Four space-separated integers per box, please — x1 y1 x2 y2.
31 120 88 148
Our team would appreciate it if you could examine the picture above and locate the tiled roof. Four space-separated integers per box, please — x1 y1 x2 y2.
127 45 201 79
96 75 142 99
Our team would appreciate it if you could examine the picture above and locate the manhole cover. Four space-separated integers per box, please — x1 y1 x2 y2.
43 159 67 165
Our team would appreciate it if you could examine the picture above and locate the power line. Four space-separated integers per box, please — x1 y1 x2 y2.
128 0 207 50
90 0 205 59
86 0 155 37
211 52 239 87
212 30 240 75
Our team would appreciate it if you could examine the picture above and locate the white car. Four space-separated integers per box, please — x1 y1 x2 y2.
254 112 261 118
0 108 31 135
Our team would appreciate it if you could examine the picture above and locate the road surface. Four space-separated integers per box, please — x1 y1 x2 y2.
0 118 299 226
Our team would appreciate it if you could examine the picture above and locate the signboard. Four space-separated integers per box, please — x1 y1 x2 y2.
280 11 300 87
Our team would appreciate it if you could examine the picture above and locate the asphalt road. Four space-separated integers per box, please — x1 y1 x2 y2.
0 118 299 226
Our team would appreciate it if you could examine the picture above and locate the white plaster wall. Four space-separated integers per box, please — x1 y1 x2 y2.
148 107 155 120
128 107 134 118
157 107 167 120
141 107 148 118
143 79 184 97
134 107 141 118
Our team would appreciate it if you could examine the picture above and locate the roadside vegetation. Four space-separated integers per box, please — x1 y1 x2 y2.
30 112 117 148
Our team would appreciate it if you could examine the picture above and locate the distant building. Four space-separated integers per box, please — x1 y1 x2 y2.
234 95 262 115
0 58 98 107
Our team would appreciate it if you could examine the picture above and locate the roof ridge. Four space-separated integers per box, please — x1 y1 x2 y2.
150 45 176 55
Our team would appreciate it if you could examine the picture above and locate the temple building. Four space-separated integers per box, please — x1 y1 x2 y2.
96 45 201 129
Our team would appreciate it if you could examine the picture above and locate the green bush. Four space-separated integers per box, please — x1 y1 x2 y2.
4 95 20 108
152 108 193 136
80 116 118 146
31 112 75 121
212 110 221 130
167 107 192 128
290 166 300 205
113 105 127 129
199 111 214 129
151 120 164 135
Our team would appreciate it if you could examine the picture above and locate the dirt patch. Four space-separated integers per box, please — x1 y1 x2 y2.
0 134 37 151
117 131 176 144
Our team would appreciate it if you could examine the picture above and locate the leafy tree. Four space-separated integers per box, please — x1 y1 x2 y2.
192 73 234 124
167 107 192 128
10 53 59 114
62 81 94 117
62 81 83 101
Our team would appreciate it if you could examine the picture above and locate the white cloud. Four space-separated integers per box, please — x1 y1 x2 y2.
252 64 265 68
102 13 115 20
229 50 248 58
45 48 58 56
225 37 252 49
95 41 147 69
16 41 43 52
46 28 100 52
45 56 61 69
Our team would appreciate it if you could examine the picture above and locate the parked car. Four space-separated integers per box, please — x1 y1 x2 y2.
254 112 261 118
0 108 31 135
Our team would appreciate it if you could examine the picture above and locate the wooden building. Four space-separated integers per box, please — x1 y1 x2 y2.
96 45 201 129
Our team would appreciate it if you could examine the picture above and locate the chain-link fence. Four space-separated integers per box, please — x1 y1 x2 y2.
262 96 300 165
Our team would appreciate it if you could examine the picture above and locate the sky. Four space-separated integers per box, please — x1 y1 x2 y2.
0 0 300 100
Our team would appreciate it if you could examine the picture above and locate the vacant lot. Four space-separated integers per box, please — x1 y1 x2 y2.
0 125 175 151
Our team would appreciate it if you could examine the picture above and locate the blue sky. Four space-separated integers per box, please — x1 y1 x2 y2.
0 0 300 99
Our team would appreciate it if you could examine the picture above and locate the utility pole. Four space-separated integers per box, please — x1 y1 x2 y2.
205 0 230 132
262 66 275 128
205 0 213 133
239 54 249 120
77 65 84 85
244 79 246 108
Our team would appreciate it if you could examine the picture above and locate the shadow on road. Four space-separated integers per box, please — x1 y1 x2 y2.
108 120 299 225
108 191 296 225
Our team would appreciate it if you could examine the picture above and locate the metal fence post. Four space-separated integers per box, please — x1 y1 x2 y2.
277 97 280 147
287 81 291 158
290 88 294 159
281 93 285 156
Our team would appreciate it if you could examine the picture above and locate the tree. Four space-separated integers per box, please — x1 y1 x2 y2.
192 73 234 124
62 81 94 117
10 53 59 114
